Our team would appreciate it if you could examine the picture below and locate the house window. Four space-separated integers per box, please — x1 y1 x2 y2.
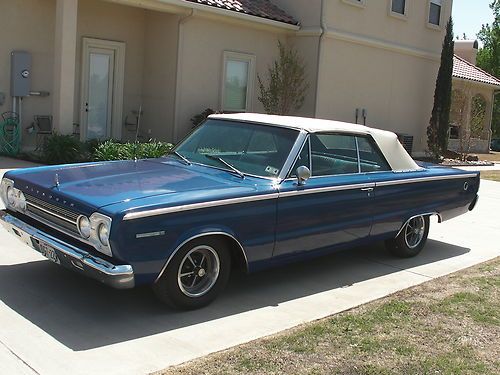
391 0 406 15
428 0 443 26
222 52 255 112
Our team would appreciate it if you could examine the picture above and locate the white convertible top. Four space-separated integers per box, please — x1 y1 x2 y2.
210 113 420 172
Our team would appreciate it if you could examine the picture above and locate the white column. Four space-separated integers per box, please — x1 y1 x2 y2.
52 0 78 134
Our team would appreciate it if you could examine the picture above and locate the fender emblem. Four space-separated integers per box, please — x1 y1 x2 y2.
136 231 166 239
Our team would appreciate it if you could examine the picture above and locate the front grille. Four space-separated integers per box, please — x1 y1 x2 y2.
25 194 79 234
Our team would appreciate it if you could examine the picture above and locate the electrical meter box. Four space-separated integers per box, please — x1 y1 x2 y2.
10 51 32 97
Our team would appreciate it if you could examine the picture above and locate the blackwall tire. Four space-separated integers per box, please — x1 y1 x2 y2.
152 237 231 310
385 215 430 258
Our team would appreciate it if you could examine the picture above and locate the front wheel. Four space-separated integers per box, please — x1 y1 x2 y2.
385 215 430 258
152 238 231 310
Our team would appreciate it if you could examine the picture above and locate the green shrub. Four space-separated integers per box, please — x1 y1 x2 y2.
92 140 173 161
42 134 83 164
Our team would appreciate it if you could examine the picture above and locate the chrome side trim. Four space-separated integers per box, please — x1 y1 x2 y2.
123 193 280 221
396 212 441 238
376 173 478 187
123 173 478 221
279 182 376 197
154 232 249 283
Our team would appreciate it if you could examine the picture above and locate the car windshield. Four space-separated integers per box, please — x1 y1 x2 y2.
174 119 300 178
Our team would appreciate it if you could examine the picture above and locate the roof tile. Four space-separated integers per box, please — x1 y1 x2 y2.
453 54 500 87
184 0 298 25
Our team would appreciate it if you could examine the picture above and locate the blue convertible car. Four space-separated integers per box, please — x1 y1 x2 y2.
0 114 479 309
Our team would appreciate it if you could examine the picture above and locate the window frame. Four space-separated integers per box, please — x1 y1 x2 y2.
388 0 409 20
221 51 256 113
426 0 444 30
285 133 393 180
341 0 366 9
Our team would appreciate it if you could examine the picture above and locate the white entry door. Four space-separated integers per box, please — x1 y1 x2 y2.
81 38 125 140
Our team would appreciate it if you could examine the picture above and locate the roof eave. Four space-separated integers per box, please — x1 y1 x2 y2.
453 75 500 90
160 0 299 31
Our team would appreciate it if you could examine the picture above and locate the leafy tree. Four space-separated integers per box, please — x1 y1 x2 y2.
258 41 309 115
476 0 500 138
427 18 455 159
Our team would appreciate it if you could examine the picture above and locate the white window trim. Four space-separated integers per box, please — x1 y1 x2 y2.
341 0 366 9
221 51 256 112
388 0 409 21
426 0 444 30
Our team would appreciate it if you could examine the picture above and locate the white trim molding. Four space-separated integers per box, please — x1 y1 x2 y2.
388 0 409 21
426 0 445 30
80 37 125 141
324 27 441 61
341 0 366 9
221 51 256 112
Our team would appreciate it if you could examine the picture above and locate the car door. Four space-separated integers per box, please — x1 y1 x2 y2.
273 133 375 257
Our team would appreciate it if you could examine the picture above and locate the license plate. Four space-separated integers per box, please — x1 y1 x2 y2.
38 241 60 264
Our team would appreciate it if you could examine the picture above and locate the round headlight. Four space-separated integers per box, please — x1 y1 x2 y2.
6 186 15 206
98 223 109 246
17 191 26 211
77 216 91 239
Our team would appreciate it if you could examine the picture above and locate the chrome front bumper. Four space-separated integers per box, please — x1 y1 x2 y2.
0 210 134 289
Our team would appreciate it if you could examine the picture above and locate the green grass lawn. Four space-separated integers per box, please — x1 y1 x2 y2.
160 258 500 375
481 171 500 182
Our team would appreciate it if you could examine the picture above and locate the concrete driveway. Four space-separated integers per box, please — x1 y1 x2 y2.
0 157 498 375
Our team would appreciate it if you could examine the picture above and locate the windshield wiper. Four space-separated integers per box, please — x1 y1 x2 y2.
204 154 245 179
169 151 191 165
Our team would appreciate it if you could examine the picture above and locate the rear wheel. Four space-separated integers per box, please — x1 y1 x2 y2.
153 238 231 310
385 215 430 258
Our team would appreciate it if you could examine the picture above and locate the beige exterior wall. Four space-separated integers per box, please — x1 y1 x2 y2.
0 0 56 148
73 1 179 141
1 0 456 154
324 0 451 53
316 38 439 152
76 0 146 139
312 0 453 153
175 16 286 140
140 11 179 141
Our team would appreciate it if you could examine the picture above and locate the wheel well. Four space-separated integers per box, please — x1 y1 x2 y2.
198 234 248 273
397 212 440 237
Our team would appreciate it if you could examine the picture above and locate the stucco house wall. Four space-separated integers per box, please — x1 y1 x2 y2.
0 0 457 155
175 16 286 140
0 0 56 148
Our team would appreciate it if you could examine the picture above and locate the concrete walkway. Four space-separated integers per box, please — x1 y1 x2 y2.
0 157 498 375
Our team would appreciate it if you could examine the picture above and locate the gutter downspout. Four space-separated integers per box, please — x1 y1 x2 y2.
173 9 195 143
314 0 327 117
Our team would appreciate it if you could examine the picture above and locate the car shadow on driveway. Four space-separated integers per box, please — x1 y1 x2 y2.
0 239 469 351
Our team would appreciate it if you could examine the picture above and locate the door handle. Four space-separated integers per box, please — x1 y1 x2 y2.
361 187 374 192
85 102 89 112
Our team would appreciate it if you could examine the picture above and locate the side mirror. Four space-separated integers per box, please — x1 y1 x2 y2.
296 166 311 186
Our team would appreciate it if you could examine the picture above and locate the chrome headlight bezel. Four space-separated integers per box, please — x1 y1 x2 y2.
1 178 14 208
1 178 27 212
89 213 112 257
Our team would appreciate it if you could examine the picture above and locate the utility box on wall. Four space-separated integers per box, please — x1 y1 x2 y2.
10 51 32 97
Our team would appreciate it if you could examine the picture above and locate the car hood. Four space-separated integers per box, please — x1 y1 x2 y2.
9 158 251 209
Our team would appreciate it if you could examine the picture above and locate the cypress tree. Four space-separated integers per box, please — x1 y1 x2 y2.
427 18 455 159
